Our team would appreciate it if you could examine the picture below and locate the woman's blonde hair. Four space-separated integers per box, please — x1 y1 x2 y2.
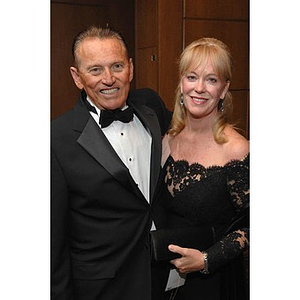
169 37 233 143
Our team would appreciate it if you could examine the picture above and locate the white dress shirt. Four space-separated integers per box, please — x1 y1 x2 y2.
86 97 152 203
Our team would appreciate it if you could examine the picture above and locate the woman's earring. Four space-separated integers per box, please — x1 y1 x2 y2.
218 99 224 113
180 94 184 106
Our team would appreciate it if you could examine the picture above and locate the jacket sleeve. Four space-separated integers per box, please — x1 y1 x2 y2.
51 150 73 299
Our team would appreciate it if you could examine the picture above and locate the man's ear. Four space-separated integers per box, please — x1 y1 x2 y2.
129 58 134 82
70 67 84 89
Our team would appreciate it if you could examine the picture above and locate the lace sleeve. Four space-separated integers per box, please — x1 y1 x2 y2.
227 154 249 212
206 154 249 273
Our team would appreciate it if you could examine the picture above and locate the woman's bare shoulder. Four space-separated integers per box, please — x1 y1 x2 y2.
224 126 249 160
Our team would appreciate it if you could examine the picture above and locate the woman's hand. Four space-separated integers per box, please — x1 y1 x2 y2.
168 244 205 274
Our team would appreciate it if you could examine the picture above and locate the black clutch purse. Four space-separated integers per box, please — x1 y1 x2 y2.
150 226 216 261
150 205 249 262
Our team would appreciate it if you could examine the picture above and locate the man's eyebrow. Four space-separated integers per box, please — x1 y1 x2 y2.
111 60 126 65
86 60 126 69
86 64 102 69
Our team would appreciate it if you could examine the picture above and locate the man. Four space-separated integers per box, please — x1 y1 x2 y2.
51 26 171 300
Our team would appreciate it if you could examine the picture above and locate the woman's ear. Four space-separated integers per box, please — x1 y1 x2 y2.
221 80 230 99
180 80 183 94
70 67 84 89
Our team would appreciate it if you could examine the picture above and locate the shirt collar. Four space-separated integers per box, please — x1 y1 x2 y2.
86 96 129 115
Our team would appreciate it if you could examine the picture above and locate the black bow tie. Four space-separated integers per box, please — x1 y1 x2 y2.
100 106 134 128
84 99 133 128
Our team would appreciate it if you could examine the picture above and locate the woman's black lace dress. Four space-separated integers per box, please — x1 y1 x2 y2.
160 154 249 300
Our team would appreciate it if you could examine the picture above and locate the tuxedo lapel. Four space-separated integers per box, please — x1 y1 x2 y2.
73 97 144 199
129 102 162 203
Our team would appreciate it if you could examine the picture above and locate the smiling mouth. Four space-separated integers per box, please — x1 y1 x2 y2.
191 96 208 103
100 88 119 94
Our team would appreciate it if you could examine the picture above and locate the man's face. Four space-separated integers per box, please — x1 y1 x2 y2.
70 37 133 110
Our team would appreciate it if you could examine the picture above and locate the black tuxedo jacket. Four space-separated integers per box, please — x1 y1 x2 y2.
51 88 171 300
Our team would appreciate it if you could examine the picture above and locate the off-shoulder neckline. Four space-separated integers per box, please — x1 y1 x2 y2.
167 153 249 170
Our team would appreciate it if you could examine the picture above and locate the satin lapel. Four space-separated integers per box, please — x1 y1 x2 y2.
73 98 144 198
130 102 162 203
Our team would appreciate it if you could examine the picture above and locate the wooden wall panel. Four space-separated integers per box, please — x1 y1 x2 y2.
134 0 249 137
231 91 249 137
184 0 249 20
157 0 183 109
184 20 249 90
106 0 135 60
184 0 249 138
135 0 183 110
135 0 157 49
135 47 158 90
51 0 135 120
52 0 103 4
185 19 249 137
51 3 108 119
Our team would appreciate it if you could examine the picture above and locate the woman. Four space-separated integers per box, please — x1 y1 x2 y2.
159 38 249 299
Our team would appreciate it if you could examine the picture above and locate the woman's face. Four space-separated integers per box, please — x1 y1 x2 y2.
181 61 229 120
